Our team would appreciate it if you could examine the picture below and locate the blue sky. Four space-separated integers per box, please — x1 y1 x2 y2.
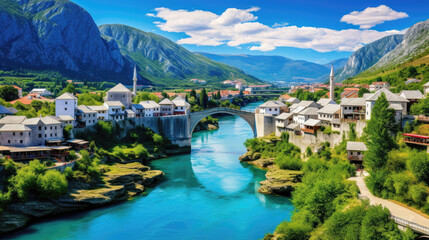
73 0 428 64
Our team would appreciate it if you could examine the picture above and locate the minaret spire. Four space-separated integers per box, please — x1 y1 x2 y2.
329 65 334 101
133 65 137 95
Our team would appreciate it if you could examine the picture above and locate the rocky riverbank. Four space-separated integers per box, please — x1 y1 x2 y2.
239 149 302 196
0 162 163 234
193 121 219 132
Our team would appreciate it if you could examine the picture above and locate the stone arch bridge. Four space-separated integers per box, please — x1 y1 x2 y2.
189 107 256 137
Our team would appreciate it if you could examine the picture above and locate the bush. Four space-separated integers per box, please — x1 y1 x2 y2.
407 151 429 184
409 184 428 207
63 167 74 180
37 170 68 198
152 133 164 146
275 154 302 170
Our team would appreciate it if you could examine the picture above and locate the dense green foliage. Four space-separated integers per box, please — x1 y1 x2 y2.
410 97 429 115
0 85 19 101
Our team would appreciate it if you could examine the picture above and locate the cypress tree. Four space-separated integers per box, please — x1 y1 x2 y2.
363 93 396 171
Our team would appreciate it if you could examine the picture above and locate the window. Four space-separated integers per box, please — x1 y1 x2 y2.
13 132 15 136
8 140 10 143
20 140 23 143
50 126 52 130
50 133 52 137
55 126 57 129
38 126 41 130
55 133 57 137
45 127 47 130
38 134 41 138
20 132 23 136
45 134 47 137
65 108 67 111
65 101 68 105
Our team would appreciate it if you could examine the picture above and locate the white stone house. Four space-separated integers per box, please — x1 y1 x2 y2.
172 96 190 115
159 98 175 116
0 116 27 128
105 83 133 109
399 90 424 113
53 115 75 128
22 116 63 145
316 98 336 108
30 88 51 96
0 124 31 146
140 101 160 117
258 101 286 116
87 105 109 121
347 141 368 168
275 112 293 136
365 88 408 120
369 82 390 92
77 106 97 127
295 107 319 128
132 104 145 118
340 98 366 120
104 101 125 121
318 104 341 125
55 93 77 118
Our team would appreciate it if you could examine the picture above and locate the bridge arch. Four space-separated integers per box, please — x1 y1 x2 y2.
189 108 256 137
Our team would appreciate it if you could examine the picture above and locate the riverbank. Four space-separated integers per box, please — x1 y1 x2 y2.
239 135 302 196
0 162 163 234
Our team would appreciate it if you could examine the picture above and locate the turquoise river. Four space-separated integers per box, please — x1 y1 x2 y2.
6 102 294 240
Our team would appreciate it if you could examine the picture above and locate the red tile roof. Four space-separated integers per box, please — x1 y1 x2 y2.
10 94 53 105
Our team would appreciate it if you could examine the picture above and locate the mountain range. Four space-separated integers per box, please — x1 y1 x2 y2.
0 0 261 86
198 53 343 83
0 0 427 86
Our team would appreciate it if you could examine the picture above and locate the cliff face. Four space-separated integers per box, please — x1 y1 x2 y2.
0 0 143 82
369 19 429 71
336 34 403 81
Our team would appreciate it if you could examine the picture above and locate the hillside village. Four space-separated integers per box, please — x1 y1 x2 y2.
254 67 429 169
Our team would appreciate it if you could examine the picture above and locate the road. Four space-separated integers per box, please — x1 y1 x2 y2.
349 175 429 229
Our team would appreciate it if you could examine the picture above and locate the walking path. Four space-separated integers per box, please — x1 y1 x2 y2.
349 175 429 233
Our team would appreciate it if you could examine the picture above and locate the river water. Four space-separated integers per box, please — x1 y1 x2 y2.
7 102 294 240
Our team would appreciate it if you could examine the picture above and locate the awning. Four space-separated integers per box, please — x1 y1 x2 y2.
9 147 51 153
46 139 62 143
49 146 72 150
402 133 429 139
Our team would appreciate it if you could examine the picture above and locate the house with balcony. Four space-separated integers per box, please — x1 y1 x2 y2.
318 104 340 125
87 105 109 121
301 119 321 135
104 101 126 121
340 97 366 121
346 141 368 168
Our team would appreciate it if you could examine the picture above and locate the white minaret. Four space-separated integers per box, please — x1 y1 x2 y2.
329 65 335 100
133 65 137 95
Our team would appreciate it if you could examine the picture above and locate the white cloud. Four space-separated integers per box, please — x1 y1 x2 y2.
148 7 403 52
272 22 289 28
341 5 408 29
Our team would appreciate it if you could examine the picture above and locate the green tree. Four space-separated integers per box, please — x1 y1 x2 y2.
190 89 197 99
358 88 370 97
161 92 169 99
216 90 221 100
363 93 396 171
199 88 208 108
0 85 19 101
360 205 401 240
61 83 76 94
